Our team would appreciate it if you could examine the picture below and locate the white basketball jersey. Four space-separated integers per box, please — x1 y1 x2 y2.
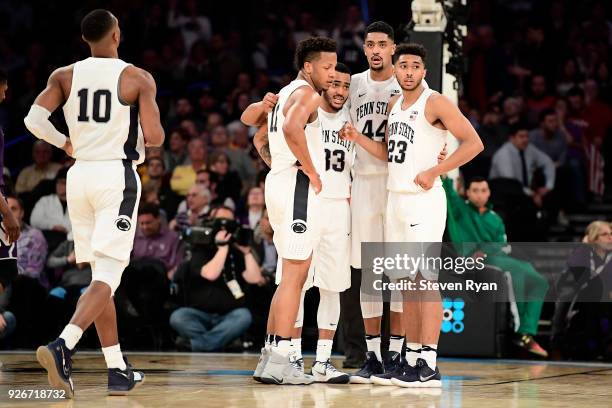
348 70 401 175
387 88 447 193
63 57 145 164
268 79 324 175
319 106 353 199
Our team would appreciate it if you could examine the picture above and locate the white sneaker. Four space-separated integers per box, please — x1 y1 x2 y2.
260 351 314 385
253 347 269 382
311 360 350 384
289 351 304 374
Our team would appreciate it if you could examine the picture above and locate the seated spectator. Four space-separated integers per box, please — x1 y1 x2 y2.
253 209 277 279
209 151 242 206
133 204 183 279
224 123 257 186
551 221 612 360
528 108 568 167
142 157 181 219
242 187 265 229
15 140 61 194
170 184 211 233
30 168 71 250
164 128 190 174
0 308 16 344
525 74 556 127
46 233 92 290
443 175 549 357
6 196 48 288
170 206 263 351
171 137 207 196
490 126 556 209
500 97 528 138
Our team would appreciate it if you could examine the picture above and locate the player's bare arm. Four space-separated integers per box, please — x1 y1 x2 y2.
0 194 19 244
121 66 164 147
24 66 73 155
253 123 271 168
240 92 278 127
282 86 322 193
414 94 483 189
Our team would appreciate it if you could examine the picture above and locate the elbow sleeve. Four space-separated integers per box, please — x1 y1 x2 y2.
24 105 67 149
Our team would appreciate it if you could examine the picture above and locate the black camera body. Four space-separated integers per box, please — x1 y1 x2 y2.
183 217 253 247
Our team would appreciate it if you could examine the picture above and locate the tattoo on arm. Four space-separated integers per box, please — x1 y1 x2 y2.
259 143 272 168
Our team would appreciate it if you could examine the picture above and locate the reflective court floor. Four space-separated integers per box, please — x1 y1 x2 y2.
1 352 611 408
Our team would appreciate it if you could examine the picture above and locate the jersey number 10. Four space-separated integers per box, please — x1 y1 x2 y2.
77 88 112 123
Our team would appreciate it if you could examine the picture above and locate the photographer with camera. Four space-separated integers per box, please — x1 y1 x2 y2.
170 206 263 351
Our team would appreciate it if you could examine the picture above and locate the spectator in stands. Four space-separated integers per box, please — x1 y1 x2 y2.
529 108 568 167
253 209 276 279
170 183 211 234
171 137 207 196
243 187 265 229
209 151 242 206
133 204 183 279
442 175 549 357
0 307 16 343
500 97 527 137
6 196 47 288
143 158 181 220
525 75 556 128
490 126 556 208
14 140 61 194
552 221 612 360
29 168 70 251
170 206 262 351
46 234 91 290
225 122 257 186
168 0 212 52
164 128 190 174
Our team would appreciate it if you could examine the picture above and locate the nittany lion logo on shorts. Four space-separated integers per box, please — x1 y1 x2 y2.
115 216 132 232
291 220 307 234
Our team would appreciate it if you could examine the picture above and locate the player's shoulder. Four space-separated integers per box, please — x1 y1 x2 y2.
123 65 155 83
49 64 75 82
350 71 367 88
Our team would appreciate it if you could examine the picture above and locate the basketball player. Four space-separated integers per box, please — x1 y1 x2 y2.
241 37 337 385
342 43 483 387
24 10 164 398
0 71 20 289
345 21 406 383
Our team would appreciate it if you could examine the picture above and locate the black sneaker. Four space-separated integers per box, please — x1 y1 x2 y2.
371 351 406 386
416 358 441 388
390 360 420 388
349 351 383 384
36 338 75 399
108 357 145 396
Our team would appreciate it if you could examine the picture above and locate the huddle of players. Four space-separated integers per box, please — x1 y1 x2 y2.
241 21 483 387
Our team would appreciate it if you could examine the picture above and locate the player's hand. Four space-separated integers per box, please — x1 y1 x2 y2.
262 93 279 113
62 139 73 157
414 169 437 191
0 313 6 331
340 122 359 142
2 212 20 244
304 170 322 194
215 230 232 245
437 143 447 164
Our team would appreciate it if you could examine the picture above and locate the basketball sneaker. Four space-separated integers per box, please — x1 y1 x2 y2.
108 357 145 396
289 351 304 374
311 360 350 384
253 347 270 382
371 351 406 386
260 350 314 385
392 358 441 388
36 338 75 399
349 351 383 384
513 333 549 358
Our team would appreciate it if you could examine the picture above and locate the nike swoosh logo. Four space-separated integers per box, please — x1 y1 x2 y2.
60 348 69 377
117 371 131 379
420 373 436 381
358 93 367 97
410 223 420 227
330 323 337 327
270 374 284 384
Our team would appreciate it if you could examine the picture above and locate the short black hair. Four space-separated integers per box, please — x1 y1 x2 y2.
210 205 234 217
365 21 394 42
466 176 488 189
393 43 427 65
539 107 556 123
0 68 7 84
294 37 337 71
335 62 351 75
508 123 529 136
81 9 115 43
139 203 160 218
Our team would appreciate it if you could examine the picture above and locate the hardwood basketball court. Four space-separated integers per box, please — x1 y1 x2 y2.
1 352 611 407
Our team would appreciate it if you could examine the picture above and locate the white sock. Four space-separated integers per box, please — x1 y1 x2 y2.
291 338 302 359
316 339 333 362
275 339 292 358
59 324 83 350
422 344 437 370
405 342 422 367
365 335 382 362
265 334 273 350
389 335 405 354
102 344 127 370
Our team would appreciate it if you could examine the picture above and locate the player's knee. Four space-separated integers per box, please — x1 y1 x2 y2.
317 289 340 330
91 255 128 296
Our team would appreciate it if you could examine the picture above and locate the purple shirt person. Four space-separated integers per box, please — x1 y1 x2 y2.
132 204 183 279
0 69 8 192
